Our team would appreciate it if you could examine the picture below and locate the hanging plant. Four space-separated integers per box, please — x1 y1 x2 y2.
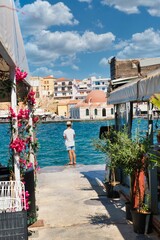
15 67 28 83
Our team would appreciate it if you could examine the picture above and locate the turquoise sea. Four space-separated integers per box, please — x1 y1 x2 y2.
0 118 156 168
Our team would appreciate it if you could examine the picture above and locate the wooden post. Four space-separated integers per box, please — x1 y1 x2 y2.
28 103 35 169
114 104 118 131
148 102 158 214
126 102 133 137
10 67 20 181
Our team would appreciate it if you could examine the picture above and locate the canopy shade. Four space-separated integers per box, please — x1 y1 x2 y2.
108 69 160 104
0 0 30 101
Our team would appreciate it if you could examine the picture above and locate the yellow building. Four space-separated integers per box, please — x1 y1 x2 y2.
57 100 80 117
41 75 56 98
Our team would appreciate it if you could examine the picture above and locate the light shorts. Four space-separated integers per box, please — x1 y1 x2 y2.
66 146 75 151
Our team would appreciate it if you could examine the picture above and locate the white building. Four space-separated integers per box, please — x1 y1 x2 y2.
72 79 91 100
90 76 110 93
54 78 73 99
70 90 114 120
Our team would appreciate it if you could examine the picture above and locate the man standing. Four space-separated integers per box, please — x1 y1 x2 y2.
63 121 76 165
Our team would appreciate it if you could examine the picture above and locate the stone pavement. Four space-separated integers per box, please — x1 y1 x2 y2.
28 164 160 240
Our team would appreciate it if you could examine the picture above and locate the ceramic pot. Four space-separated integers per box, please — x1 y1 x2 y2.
131 210 152 234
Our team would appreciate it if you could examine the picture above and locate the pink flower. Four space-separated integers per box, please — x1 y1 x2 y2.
8 107 17 119
18 122 22 127
22 190 30 210
18 109 30 120
27 162 33 169
33 116 39 123
19 158 26 166
15 67 28 83
10 137 26 153
27 90 36 105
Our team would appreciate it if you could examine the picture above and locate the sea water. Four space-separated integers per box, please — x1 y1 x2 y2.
0 118 158 168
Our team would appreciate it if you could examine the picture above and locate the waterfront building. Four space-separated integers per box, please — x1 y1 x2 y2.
41 75 56 98
72 79 91 100
54 78 73 100
70 90 114 120
57 99 80 118
90 76 110 93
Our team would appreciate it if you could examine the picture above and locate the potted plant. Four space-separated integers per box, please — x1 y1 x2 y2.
94 127 153 233
94 127 121 198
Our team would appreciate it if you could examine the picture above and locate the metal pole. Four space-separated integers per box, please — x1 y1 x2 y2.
148 101 158 214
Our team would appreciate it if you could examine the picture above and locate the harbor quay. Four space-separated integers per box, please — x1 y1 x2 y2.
28 164 159 240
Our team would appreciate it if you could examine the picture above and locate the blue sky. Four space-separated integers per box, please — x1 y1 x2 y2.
14 0 160 79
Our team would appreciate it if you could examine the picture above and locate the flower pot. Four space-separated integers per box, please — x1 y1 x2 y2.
131 210 152 234
125 202 132 221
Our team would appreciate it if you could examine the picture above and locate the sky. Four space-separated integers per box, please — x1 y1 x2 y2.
14 0 160 80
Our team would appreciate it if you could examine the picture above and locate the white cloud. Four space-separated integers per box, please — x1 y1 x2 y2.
72 65 79 70
25 30 115 66
78 0 92 3
117 28 160 59
18 0 78 36
99 58 109 66
31 67 63 78
95 20 104 29
101 0 160 16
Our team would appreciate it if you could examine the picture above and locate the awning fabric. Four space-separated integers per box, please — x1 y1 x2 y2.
108 70 160 104
0 0 30 102
0 0 30 81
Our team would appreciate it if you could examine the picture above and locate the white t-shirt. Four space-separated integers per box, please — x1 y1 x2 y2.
63 128 75 147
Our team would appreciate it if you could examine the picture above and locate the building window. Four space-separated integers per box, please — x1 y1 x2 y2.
62 82 65 86
62 87 65 91
86 109 89 116
95 81 100 85
94 109 98 115
111 108 114 115
102 108 106 116
55 87 58 91
54 82 57 85
68 81 72 85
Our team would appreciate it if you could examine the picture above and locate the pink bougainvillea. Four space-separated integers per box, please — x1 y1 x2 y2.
9 107 17 119
15 67 28 83
27 90 36 105
18 109 30 120
33 116 39 124
22 190 30 210
10 137 26 153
